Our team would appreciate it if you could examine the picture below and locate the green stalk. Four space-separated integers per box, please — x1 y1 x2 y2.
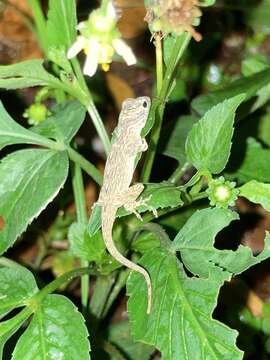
141 33 191 182
168 162 190 183
26 0 48 52
71 159 89 311
87 101 111 156
67 146 103 185
30 267 92 305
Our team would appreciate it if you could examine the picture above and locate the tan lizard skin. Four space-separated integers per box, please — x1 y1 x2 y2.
98 96 152 314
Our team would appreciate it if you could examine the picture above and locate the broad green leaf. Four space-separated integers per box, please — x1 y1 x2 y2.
12 294 90 360
239 180 270 211
0 149 69 255
32 101 86 143
47 0 77 50
173 208 270 277
230 138 270 183
192 68 270 115
132 223 170 253
127 248 243 360
0 266 38 312
68 222 105 262
0 60 63 90
88 183 183 235
0 102 54 150
108 321 154 360
186 95 245 174
160 115 198 164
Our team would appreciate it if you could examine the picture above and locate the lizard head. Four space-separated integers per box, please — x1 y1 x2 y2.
120 96 151 131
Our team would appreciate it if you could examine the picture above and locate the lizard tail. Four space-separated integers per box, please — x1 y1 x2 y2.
102 207 152 314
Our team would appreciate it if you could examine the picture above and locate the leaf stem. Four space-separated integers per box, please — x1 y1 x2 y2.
71 157 89 312
67 146 103 185
26 0 48 52
141 33 191 182
168 162 190 183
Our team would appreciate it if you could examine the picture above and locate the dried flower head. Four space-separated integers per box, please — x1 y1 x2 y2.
145 0 202 41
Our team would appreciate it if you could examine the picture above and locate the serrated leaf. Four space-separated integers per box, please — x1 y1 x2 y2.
192 68 270 116
0 102 54 150
47 0 77 50
68 222 105 262
239 180 270 211
89 183 184 235
173 208 270 277
186 95 245 174
12 294 90 360
127 248 243 360
160 115 198 164
108 321 154 360
0 266 38 312
32 101 86 143
0 60 63 90
230 138 270 183
0 149 69 255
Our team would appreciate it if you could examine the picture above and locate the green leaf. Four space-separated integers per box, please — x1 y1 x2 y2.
47 0 77 50
0 60 63 90
0 102 54 150
127 248 243 359
161 115 198 164
0 266 38 312
230 138 270 183
0 149 69 255
89 183 184 235
173 208 270 277
186 95 245 174
245 0 270 32
239 180 270 211
192 68 270 116
12 294 90 360
32 101 86 143
108 321 154 360
68 222 105 262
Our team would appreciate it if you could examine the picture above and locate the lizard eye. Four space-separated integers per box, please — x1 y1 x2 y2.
143 101 148 108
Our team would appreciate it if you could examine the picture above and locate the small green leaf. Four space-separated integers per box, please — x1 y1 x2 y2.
192 67 270 115
173 208 270 277
230 138 270 183
160 115 198 164
0 60 63 90
0 149 69 255
88 204 102 236
127 248 243 359
0 266 38 312
68 222 105 262
186 94 245 174
0 102 55 150
32 101 86 143
239 180 270 211
47 0 77 50
12 294 90 360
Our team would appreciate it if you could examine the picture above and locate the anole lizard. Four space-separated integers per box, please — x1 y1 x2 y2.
97 96 152 314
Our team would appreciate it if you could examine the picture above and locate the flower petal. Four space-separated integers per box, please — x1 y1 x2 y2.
67 36 85 59
112 39 136 66
83 39 100 77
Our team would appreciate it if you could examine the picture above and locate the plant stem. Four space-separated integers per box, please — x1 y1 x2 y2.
31 267 93 305
89 275 116 319
67 146 103 185
87 101 111 156
155 34 163 95
141 33 191 182
71 158 89 312
168 162 190 183
26 0 48 52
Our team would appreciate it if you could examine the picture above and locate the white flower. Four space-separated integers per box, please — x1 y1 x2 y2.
67 2 136 77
